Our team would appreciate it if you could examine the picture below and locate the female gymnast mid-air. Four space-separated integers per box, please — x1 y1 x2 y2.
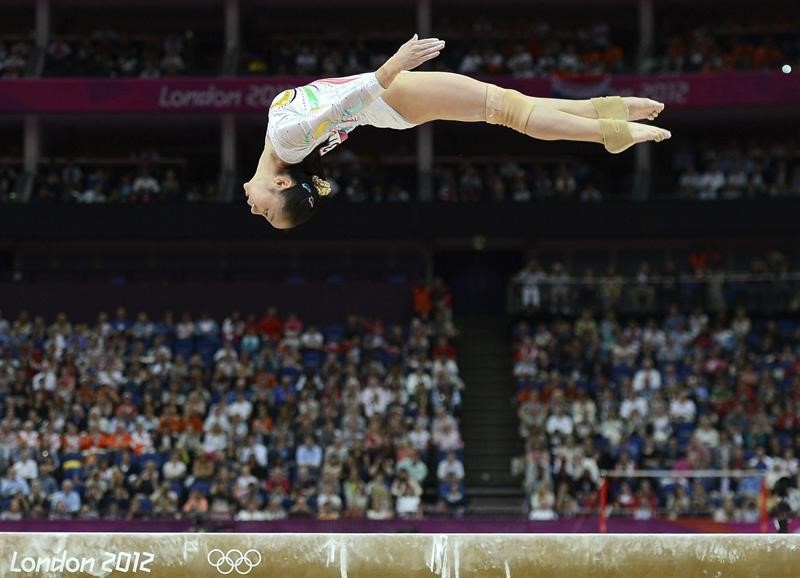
244 35 671 229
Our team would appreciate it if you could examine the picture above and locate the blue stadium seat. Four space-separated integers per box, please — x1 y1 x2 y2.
139 453 166 468
63 468 85 481
324 325 344 342
170 480 185 499
302 351 323 368
191 480 212 496
675 422 696 450
174 338 194 359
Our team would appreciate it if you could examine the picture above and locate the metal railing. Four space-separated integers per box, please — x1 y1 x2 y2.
508 272 800 316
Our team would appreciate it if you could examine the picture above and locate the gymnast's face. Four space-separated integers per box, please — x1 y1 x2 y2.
243 176 291 229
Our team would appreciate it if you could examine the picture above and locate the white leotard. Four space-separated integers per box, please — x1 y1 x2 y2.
267 72 415 165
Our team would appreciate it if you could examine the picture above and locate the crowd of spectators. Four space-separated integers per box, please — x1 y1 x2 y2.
240 11 796 77
0 291 467 522
6 139 800 205
242 16 629 77
434 160 603 203
5 9 797 79
28 159 213 204
670 140 800 200
645 14 799 73
306 155 604 204
512 301 800 522
0 164 18 203
45 30 193 78
437 15 629 77
512 250 800 316
0 37 32 78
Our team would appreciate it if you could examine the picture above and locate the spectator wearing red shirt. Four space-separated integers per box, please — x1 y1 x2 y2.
264 468 291 496
257 307 282 341
432 336 457 360
114 392 138 420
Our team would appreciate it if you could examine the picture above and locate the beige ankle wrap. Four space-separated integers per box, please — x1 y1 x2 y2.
591 96 629 120
598 118 634 154
485 85 535 134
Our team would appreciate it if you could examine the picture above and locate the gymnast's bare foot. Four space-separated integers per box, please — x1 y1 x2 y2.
623 97 664 121
628 121 671 145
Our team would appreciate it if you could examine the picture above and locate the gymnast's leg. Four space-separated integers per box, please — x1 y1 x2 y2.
525 95 663 121
382 71 670 154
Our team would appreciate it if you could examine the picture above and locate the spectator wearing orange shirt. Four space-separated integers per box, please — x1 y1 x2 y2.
103 423 132 452
413 283 432 319
79 422 105 453
158 404 186 435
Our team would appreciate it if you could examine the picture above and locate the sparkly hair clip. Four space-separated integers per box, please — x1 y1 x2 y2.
301 183 312 194
307 196 315 208
311 176 332 197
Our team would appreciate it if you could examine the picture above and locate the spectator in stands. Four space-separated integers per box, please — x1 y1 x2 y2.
437 451 465 483
50 480 81 516
0 469 30 499
391 469 423 519
0 302 465 522
182 489 209 518
433 422 463 453
516 260 546 311
296 435 323 471
439 481 466 517
131 167 161 202
397 451 428 485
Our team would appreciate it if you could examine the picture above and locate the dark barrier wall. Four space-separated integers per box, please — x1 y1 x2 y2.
0 282 412 323
0 518 798 533
3 200 800 241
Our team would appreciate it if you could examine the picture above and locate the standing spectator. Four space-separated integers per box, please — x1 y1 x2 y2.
516 260 546 310
132 167 161 202
549 263 571 314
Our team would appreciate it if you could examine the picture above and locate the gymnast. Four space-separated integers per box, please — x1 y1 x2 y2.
244 34 671 229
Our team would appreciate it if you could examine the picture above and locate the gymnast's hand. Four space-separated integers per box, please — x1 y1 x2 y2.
376 34 445 88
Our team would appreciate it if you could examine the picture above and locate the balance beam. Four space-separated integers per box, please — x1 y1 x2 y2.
1 533 798 577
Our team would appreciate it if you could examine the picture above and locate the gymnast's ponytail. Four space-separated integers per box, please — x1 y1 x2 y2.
281 144 332 228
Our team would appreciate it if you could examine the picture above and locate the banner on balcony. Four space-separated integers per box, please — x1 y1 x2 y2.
0 72 796 114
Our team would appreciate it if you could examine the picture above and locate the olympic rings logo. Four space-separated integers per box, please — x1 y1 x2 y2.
206 549 262 575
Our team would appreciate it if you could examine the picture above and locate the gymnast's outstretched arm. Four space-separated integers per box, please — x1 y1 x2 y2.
270 35 447 164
